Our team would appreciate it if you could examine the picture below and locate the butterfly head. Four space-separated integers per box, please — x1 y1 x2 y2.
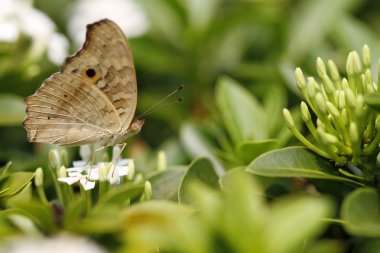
128 118 145 136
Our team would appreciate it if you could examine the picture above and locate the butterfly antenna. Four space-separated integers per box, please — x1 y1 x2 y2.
136 85 184 119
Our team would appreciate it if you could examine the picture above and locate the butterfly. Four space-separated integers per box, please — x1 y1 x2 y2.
23 19 144 147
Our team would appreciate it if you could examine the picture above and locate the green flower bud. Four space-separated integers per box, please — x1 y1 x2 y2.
307 77 316 98
322 74 335 95
338 90 346 109
58 166 67 178
341 109 348 126
316 57 327 78
349 122 359 143
49 149 60 170
99 163 107 182
300 101 311 122
128 160 135 180
363 44 371 69
326 101 339 117
315 93 327 114
345 89 356 107
295 68 306 90
342 78 349 90
34 167 44 187
283 109 295 129
142 181 152 201
365 69 375 93
328 60 341 82
346 51 362 76
157 151 167 171
60 149 69 168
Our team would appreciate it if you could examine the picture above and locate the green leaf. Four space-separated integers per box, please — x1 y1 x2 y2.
215 76 267 144
266 195 333 253
247 147 364 186
180 122 225 175
285 0 359 61
178 158 219 204
94 183 145 211
365 93 380 112
4 201 55 233
0 94 25 126
341 188 380 237
236 139 278 164
148 167 187 200
0 172 35 197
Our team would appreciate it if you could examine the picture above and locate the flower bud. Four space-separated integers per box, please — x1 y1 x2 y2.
128 160 135 180
363 44 371 69
316 57 327 78
34 167 44 187
346 51 362 76
295 68 306 90
283 109 295 129
49 149 60 170
328 60 340 82
157 151 167 171
300 102 311 122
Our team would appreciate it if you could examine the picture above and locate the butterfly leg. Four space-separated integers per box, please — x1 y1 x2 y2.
87 145 106 180
109 143 127 178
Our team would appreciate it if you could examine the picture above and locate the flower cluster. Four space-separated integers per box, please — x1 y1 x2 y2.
57 159 132 190
283 45 380 166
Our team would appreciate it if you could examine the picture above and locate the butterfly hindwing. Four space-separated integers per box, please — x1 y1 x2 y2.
24 73 120 146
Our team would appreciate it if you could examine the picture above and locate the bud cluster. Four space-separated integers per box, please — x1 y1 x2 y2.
284 45 380 166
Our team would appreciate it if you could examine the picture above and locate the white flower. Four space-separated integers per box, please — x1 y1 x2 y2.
57 159 131 190
0 0 68 64
68 0 149 46
5 234 108 253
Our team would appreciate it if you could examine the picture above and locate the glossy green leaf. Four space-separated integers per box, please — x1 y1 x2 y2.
148 167 187 200
216 76 267 144
178 158 219 204
341 188 380 237
247 147 364 186
0 94 25 126
180 122 225 176
0 172 35 197
237 139 278 164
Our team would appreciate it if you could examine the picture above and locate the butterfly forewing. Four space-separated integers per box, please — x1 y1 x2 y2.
61 19 137 130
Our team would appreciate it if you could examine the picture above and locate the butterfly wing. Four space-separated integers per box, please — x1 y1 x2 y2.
24 73 120 146
61 19 137 130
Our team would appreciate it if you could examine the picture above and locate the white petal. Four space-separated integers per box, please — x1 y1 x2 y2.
117 166 129 176
80 178 95 190
107 165 120 185
73 160 87 167
119 159 132 166
58 177 80 185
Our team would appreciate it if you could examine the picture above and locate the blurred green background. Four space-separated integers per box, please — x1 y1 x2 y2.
1 0 380 170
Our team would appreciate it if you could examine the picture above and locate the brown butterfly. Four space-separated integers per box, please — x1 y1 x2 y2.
23 19 144 147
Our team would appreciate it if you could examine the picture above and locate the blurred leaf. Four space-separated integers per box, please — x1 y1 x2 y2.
365 93 380 112
303 240 343 253
286 0 360 61
266 195 333 253
262 85 287 136
148 167 187 200
178 158 219 204
352 239 380 253
94 183 145 211
3 201 55 233
247 147 365 186
180 122 225 175
341 188 380 237
72 207 124 234
0 94 25 126
237 139 278 164
0 172 34 197
216 76 267 144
